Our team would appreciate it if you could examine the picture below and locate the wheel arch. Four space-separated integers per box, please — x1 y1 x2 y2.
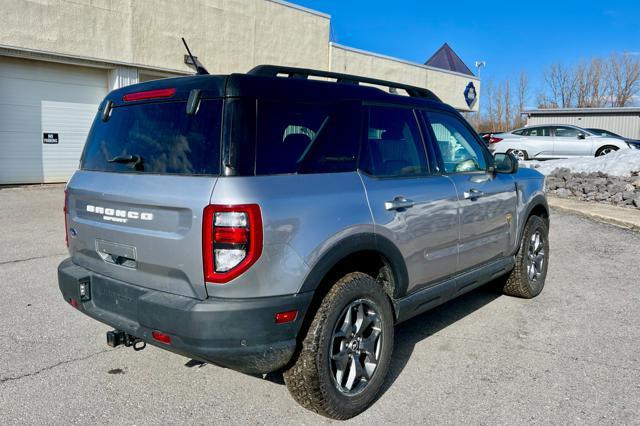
299 233 408 299
295 233 408 340
517 195 550 245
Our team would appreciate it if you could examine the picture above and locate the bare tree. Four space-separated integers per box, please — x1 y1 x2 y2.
607 52 640 107
515 71 529 127
587 58 608 107
503 79 512 130
544 63 577 108
484 79 496 130
493 82 504 130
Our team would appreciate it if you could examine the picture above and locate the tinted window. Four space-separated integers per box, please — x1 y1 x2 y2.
523 127 551 137
554 126 579 137
81 100 222 175
360 106 428 177
512 129 525 135
296 102 360 174
426 111 487 173
255 101 359 175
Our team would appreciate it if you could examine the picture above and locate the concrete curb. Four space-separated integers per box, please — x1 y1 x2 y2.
548 196 640 232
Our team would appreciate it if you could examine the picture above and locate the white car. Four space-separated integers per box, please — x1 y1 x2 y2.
488 125 635 160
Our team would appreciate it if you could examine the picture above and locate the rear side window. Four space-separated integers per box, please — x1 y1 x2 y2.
81 100 222 175
523 127 551 137
360 106 428 177
255 101 359 175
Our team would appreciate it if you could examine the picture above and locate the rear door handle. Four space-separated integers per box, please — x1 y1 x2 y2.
384 197 415 211
463 189 485 199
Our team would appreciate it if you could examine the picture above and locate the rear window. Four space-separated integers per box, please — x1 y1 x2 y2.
81 100 222 175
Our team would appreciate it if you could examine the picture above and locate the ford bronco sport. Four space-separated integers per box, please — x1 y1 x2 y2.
58 65 549 419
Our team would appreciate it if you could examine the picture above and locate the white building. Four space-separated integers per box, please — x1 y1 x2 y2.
0 0 480 184
525 108 640 139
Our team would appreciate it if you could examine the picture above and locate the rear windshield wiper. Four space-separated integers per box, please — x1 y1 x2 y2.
107 154 144 171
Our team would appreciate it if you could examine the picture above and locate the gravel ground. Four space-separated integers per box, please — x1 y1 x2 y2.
1 185 639 425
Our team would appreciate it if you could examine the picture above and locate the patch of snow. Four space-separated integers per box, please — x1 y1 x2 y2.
520 150 640 177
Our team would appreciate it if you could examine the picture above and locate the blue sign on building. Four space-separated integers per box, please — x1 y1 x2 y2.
464 82 477 108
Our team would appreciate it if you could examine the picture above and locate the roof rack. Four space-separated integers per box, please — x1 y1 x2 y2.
248 65 442 102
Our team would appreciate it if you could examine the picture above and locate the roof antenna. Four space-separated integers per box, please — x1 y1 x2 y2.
181 37 209 75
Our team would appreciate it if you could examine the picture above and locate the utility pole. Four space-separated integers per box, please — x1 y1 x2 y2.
474 60 486 127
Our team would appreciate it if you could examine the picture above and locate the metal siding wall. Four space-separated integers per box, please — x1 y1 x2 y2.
526 113 640 139
0 56 107 184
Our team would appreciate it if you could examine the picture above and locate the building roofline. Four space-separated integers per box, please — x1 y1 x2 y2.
525 107 640 115
0 44 189 75
266 0 331 19
330 42 480 81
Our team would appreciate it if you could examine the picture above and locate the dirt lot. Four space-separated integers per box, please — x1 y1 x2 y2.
1 185 639 424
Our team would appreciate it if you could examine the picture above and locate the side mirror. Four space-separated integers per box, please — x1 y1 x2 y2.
493 152 519 174
577 133 586 140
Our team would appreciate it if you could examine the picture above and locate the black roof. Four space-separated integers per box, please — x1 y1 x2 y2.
103 65 455 114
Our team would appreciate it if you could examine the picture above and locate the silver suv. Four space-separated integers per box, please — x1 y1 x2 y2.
58 66 550 419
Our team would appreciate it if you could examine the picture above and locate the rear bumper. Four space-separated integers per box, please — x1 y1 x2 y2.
58 258 312 374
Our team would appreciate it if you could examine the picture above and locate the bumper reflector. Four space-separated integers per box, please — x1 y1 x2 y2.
152 331 171 344
275 310 298 324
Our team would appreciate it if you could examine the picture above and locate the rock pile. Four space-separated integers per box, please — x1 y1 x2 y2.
544 168 640 209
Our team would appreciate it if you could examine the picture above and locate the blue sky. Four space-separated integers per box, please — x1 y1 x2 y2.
291 0 640 106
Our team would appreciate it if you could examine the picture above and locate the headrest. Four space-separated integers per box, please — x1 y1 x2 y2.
380 128 405 140
283 133 312 145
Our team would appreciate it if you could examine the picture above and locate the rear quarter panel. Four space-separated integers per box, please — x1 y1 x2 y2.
207 172 373 298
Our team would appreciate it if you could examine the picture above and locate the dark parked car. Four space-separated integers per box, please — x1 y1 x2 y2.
586 128 640 148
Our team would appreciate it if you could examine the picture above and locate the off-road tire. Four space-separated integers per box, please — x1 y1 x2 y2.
502 215 549 298
283 272 394 420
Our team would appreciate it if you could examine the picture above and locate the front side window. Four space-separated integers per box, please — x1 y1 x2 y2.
359 106 428 177
425 111 487 173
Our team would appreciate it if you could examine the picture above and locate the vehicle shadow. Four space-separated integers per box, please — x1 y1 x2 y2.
379 281 503 396
261 281 503 390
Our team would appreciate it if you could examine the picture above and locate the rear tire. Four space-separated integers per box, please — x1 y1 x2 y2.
502 215 549 298
507 148 528 161
595 145 619 156
284 272 394 420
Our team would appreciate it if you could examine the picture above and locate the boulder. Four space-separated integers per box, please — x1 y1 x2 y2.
555 188 572 198
622 191 636 200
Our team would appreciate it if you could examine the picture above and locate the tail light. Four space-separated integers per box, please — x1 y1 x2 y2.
203 204 263 284
489 137 503 144
64 189 69 247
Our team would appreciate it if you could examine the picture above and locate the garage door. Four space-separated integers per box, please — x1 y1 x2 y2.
0 57 107 184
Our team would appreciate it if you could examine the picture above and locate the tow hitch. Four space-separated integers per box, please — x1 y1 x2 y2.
106 330 146 351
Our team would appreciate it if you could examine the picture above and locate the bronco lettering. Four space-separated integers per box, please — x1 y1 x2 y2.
86 205 153 222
